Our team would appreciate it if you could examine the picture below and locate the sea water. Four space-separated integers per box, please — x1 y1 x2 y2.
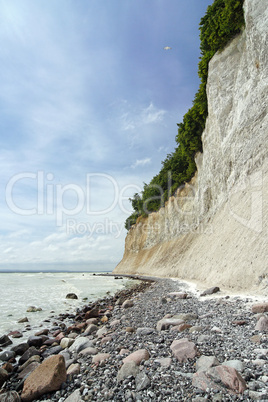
0 272 128 342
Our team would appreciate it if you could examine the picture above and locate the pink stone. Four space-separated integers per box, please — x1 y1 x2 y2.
170 323 192 332
156 318 184 331
92 353 110 364
255 316 268 332
209 365 246 394
170 338 197 362
252 303 268 314
79 347 98 356
168 292 188 299
119 349 130 356
123 349 150 365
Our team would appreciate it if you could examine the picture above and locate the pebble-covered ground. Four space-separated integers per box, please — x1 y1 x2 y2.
0 277 267 401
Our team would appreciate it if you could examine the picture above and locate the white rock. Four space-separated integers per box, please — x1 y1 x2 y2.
68 337 93 353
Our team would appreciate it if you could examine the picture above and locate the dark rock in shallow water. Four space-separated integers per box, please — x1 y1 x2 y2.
8 331 23 339
26 306 42 312
19 346 41 365
42 345 62 359
11 342 29 356
0 350 15 362
200 286 220 296
66 293 78 299
0 335 12 347
27 336 44 348
17 317 29 323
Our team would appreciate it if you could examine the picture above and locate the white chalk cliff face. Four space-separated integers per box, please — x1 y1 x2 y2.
114 0 268 293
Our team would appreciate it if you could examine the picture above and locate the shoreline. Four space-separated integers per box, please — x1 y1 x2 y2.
0 277 267 401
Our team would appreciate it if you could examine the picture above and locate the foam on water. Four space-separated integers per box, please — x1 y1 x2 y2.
0 272 127 342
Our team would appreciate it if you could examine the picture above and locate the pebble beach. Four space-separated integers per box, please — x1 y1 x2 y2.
0 277 267 401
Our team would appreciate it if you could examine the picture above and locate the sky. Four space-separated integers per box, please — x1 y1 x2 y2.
0 0 213 271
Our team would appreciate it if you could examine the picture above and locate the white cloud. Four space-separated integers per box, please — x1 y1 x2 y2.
120 102 166 132
141 103 166 125
131 157 152 169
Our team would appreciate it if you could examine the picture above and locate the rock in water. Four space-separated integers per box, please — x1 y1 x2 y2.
21 354 66 402
0 335 12 347
66 293 78 299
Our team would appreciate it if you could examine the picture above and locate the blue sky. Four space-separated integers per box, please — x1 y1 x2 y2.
0 0 213 271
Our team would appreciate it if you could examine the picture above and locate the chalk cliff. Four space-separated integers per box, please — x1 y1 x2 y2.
114 0 268 293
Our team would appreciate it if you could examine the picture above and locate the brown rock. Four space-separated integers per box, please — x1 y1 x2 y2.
170 323 192 332
252 303 268 314
84 306 99 319
170 338 198 362
2 363 13 373
232 320 248 326
255 316 268 332
34 329 49 336
0 368 9 387
21 354 66 402
55 332 65 342
125 327 135 333
75 322 87 330
100 316 108 323
123 349 150 365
